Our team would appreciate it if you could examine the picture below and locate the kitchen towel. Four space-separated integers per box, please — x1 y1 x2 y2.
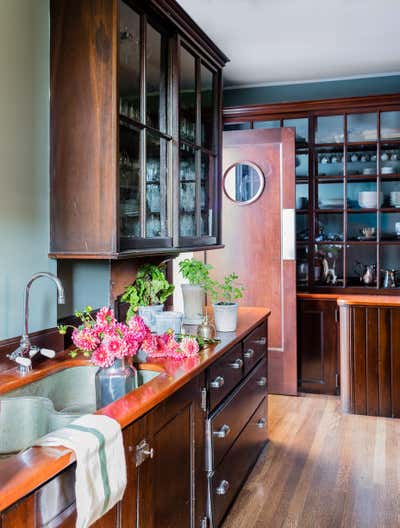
35 414 127 528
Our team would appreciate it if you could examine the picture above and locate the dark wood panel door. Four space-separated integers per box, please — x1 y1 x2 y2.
206 128 297 395
298 299 338 395
137 375 206 528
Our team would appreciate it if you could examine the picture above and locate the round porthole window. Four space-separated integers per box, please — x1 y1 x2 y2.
223 162 265 204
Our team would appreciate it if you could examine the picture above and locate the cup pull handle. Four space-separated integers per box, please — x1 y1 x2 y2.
254 337 266 346
228 358 243 369
216 480 230 496
244 348 255 359
210 375 225 389
256 377 267 387
213 424 231 439
256 418 267 429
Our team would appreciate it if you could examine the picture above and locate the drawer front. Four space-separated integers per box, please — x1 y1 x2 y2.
242 322 268 375
208 343 244 410
207 359 267 470
210 398 268 527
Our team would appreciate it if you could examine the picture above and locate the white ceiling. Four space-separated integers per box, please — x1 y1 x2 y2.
178 0 400 88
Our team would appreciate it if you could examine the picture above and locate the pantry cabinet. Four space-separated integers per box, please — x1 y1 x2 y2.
50 0 228 259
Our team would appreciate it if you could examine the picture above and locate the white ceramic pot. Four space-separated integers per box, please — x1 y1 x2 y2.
212 303 238 332
138 304 164 332
181 284 204 325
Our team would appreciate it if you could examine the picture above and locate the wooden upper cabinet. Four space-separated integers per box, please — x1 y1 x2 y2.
50 0 228 259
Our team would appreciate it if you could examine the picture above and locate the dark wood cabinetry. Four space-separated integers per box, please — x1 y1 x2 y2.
297 298 339 395
50 0 228 259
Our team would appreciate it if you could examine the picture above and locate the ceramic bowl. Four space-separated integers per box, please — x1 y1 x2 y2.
358 191 382 209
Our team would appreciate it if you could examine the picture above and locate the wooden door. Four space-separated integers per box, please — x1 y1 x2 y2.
298 299 339 395
206 128 297 395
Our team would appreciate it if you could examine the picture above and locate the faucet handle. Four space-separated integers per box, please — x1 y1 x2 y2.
40 348 56 359
15 356 32 368
29 345 40 358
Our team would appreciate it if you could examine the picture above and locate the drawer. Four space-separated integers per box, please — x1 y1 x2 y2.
209 398 268 528
242 322 268 375
206 359 267 471
208 343 244 410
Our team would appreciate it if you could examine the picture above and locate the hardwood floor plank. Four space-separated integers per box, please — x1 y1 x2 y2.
222 394 400 528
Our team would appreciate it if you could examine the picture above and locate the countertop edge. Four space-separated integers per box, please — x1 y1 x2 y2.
0 306 270 512
298 292 400 307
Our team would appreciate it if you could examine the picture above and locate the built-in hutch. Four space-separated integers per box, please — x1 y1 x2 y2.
50 0 228 259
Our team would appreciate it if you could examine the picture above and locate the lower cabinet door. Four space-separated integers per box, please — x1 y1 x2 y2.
209 397 268 528
298 299 339 395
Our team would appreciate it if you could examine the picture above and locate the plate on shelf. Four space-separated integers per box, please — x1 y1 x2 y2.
382 166 395 175
356 235 376 241
319 198 344 209
362 168 375 175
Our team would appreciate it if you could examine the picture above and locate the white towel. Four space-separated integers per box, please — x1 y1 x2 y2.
35 414 127 528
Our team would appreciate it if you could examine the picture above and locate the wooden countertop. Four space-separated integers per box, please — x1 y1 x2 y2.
297 292 400 307
0 306 270 512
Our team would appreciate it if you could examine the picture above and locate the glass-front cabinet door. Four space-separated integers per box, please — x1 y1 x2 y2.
118 1 172 251
178 44 218 246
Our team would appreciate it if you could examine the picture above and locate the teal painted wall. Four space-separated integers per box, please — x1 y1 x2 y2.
223 75 400 107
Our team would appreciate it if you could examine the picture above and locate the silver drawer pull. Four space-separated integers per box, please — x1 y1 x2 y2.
213 424 231 439
256 377 267 387
216 480 230 496
210 375 225 389
256 418 266 429
244 348 255 359
228 358 243 369
254 337 266 345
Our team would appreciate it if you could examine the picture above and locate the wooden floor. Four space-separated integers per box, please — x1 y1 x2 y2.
223 394 400 528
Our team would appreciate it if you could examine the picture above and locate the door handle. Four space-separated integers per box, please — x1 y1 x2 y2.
228 358 243 369
256 377 267 387
216 480 230 496
210 375 224 389
213 424 231 439
244 348 255 359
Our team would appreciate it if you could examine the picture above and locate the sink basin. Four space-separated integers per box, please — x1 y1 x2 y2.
0 365 161 455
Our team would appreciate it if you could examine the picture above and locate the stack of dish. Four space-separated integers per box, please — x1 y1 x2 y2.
363 168 375 175
382 166 395 175
319 198 344 209
390 191 400 208
358 191 383 209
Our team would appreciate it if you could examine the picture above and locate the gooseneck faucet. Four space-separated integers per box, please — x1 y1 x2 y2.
8 272 65 373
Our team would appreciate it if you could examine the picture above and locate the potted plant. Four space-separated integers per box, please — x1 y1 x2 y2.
121 263 174 331
207 273 244 332
178 258 213 324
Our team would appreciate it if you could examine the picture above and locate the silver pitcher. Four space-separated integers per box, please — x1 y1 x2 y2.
355 262 376 285
382 269 398 289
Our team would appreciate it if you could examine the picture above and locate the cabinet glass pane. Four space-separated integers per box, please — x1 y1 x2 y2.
381 111 400 140
380 144 400 176
119 1 140 122
315 245 344 286
253 120 280 129
201 65 214 149
223 122 250 131
347 181 378 210
119 126 140 240
317 182 344 210
201 153 214 236
315 213 343 242
346 245 377 287
180 47 196 143
315 115 344 144
146 133 167 238
296 246 309 287
283 118 308 143
347 146 377 176
296 213 308 241
381 212 400 241
296 183 308 210
381 246 400 288
316 147 344 177
382 180 400 207
146 24 166 132
347 113 377 142
180 144 196 237
348 213 377 241
295 149 309 178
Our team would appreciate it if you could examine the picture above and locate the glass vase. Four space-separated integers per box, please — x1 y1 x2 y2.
95 358 138 409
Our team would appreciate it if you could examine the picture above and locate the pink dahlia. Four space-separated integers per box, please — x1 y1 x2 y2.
72 327 99 352
91 344 115 368
141 334 158 356
179 337 200 358
128 316 150 341
102 334 128 360
95 306 116 332
123 331 141 357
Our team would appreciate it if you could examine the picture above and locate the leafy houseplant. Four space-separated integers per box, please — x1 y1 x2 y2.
207 273 244 332
178 259 213 324
121 263 174 331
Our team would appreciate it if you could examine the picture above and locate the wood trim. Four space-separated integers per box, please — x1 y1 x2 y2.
224 93 400 121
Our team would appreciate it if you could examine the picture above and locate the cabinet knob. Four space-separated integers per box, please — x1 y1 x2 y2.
244 348 255 359
228 358 243 369
136 439 155 467
254 337 266 346
210 375 225 389
256 418 267 429
213 424 231 439
216 480 230 496
256 376 267 387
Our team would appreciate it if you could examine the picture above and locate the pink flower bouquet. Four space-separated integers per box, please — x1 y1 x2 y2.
58 306 200 367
